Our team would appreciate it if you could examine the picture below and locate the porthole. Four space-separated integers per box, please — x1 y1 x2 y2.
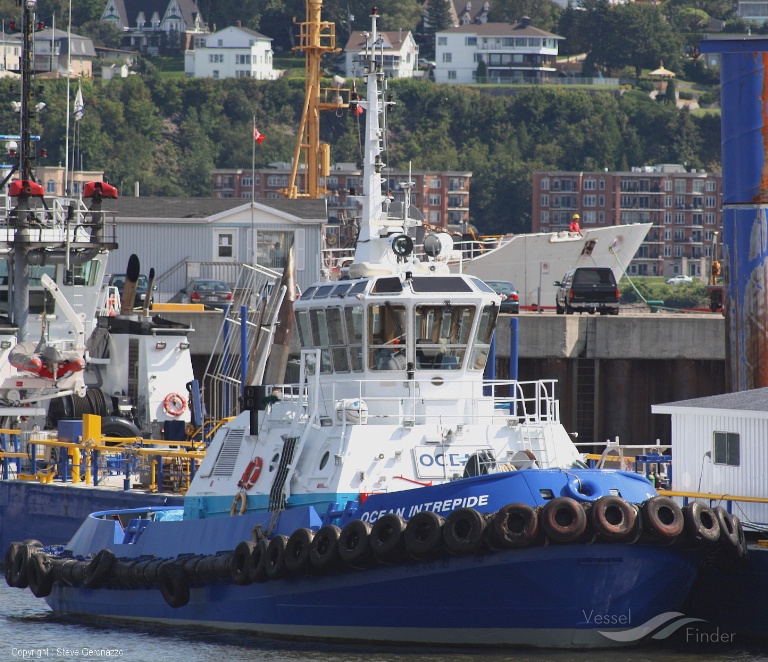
269 453 280 471
319 451 330 471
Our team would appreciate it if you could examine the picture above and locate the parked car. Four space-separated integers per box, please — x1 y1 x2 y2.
666 275 693 285
108 273 153 309
169 279 234 309
485 279 520 314
554 267 620 315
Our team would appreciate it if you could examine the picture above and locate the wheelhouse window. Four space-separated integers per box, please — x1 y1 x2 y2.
470 305 497 370
414 304 474 370
368 303 407 371
713 431 740 466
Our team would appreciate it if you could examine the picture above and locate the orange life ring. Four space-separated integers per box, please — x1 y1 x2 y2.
238 457 263 490
163 393 186 417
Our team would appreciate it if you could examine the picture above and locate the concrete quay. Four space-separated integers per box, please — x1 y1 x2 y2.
160 309 726 449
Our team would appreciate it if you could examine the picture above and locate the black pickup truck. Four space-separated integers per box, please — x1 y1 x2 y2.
554 267 620 315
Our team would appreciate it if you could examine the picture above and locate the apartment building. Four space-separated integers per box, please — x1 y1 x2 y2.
531 165 722 278
211 163 471 246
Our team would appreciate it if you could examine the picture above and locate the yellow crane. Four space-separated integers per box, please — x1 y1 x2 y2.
280 0 351 199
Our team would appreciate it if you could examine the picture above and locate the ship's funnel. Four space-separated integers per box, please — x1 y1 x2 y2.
700 37 768 391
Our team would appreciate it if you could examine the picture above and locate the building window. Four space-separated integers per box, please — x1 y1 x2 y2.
664 180 672 191
430 179 441 189
438 37 447 45
466 37 477 46
540 211 549 224
46 180 55 193
540 194 549 206
664 196 672 207
242 176 253 187
663 245 671 257
705 196 717 207
664 213 672 224
598 211 605 224
443 53 452 63
598 195 605 207
706 180 717 191
429 194 441 205
599 178 605 190
705 213 715 224
213 70 220 78
693 179 704 193
583 179 596 190
692 213 703 225
674 245 682 257
541 177 549 191
429 210 440 223
713 431 740 466
675 212 685 224
583 211 596 224
214 230 236 260
674 179 686 193
664 229 671 240
583 195 596 207
448 70 456 79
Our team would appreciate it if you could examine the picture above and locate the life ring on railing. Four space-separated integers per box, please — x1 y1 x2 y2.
163 393 187 417
230 491 247 516
237 457 263 490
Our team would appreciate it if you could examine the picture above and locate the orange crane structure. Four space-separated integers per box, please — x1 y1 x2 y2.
280 0 351 199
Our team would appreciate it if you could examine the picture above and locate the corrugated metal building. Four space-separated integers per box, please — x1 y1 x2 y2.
103 197 327 298
652 388 768 526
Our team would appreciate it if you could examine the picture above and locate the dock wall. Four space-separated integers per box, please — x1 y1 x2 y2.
163 311 727 449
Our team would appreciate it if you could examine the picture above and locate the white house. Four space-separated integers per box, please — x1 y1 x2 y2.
186 25 276 80
102 0 208 56
344 30 418 79
652 388 768 527
434 18 562 84
104 197 327 295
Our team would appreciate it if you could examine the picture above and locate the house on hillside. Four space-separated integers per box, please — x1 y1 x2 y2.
104 197 326 294
344 30 418 78
434 18 562 84
0 30 95 78
101 0 208 56
185 24 276 80
652 388 768 527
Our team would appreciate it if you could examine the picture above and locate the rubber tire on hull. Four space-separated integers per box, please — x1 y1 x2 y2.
248 539 269 583
265 535 289 580
4 542 23 587
338 520 374 569
541 497 587 544
641 496 684 543
84 549 116 588
443 507 486 555
713 507 746 560
231 541 256 585
490 503 539 549
309 525 342 571
27 552 55 598
285 528 315 575
683 502 721 547
589 496 637 543
370 514 407 564
158 563 190 608
404 511 445 559
9 543 37 589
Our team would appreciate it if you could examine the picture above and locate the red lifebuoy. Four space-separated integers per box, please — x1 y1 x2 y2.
238 457 263 490
163 393 186 417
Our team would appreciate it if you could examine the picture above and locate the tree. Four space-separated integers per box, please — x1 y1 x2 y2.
423 0 453 58
605 4 682 82
476 59 488 83
491 0 563 33
665 76 677 104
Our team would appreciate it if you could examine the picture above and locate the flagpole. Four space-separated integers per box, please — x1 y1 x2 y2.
251 114 256 265
63 0 72 195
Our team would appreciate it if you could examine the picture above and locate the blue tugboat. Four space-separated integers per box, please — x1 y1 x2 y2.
5 9 745 648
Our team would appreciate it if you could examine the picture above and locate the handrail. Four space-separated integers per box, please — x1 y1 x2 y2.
659 489 768 505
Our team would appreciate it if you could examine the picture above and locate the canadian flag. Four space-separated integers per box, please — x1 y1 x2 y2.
253 125 265 144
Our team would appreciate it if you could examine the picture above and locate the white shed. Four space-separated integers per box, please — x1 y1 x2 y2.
104 197 327 298
652 388 768 526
